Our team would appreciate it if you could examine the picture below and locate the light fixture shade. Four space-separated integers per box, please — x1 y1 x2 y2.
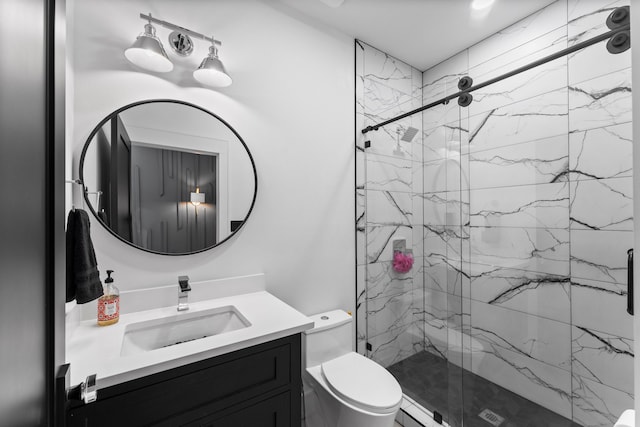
190 189 205 205
193 46 232 87
124 24 173 73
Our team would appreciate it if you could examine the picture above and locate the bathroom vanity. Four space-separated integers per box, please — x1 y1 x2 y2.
66 334 301 426
61 277 313 427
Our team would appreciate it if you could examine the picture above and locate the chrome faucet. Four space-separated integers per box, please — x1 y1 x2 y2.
177 275 191 311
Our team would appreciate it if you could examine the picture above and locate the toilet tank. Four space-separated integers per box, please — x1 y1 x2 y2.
303 310 353 368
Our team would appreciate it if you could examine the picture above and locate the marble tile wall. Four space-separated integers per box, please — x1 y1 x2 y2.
418 0 633 426
356 40 425 367
357 1 632 426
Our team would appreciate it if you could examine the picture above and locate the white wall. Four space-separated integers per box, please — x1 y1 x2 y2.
70 0 355 315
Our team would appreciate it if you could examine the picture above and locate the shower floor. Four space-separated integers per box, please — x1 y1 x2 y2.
388 351 582 427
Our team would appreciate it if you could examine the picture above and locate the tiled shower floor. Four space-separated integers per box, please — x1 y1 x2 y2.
388 351 582 427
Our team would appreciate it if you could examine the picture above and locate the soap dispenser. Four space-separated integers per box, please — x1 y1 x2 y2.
97 270 120 326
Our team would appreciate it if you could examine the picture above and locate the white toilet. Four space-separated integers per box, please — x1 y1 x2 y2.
302 310 403 427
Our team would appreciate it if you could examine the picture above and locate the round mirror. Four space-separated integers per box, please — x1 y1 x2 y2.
79 100 257 255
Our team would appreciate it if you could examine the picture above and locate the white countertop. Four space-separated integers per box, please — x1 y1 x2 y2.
66 290 314 389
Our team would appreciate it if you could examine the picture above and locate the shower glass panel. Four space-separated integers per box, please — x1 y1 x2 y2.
378 98 467 425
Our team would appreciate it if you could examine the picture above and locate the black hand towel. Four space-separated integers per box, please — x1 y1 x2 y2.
66 209 104 304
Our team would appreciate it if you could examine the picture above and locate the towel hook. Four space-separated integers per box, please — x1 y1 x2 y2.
65 179 84 212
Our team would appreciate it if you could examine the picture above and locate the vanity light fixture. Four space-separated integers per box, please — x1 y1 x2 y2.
124 14 173 73
190 187 205 206
125 13 232 88
193 40 233 88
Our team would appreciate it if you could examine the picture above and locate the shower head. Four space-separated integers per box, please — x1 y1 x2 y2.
400 127 419 142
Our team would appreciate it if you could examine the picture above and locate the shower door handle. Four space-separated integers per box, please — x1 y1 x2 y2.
628 248 633 315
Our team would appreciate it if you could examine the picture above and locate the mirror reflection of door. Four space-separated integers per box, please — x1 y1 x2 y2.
95 126 111 225
130 144 217 253
111 115 132 240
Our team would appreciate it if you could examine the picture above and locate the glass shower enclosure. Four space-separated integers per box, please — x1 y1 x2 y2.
356 1 634 426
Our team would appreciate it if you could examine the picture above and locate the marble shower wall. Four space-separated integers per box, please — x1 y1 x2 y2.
355 41 425 367
420 0 633 425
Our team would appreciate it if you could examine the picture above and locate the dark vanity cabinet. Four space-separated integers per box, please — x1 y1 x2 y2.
66 334 301 427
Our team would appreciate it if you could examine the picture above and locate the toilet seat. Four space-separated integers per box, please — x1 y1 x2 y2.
320 352 402 414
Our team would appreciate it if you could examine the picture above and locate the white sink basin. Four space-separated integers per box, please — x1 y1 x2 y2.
120 305 251 356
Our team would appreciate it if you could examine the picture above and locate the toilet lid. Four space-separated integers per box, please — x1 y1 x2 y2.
321 352 402 413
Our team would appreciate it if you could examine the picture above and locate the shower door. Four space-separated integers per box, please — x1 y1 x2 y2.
448 47 578 425
453 16 634 423
365 93 468 426
422 99 468 427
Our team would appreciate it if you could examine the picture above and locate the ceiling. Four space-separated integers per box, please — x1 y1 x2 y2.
274 0 558 70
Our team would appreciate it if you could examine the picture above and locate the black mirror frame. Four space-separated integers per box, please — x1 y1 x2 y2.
78 99 258 256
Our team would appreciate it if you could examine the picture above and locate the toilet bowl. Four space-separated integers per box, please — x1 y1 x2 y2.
302 310 402 427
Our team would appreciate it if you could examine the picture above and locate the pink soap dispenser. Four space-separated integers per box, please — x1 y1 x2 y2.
97 270 120 326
